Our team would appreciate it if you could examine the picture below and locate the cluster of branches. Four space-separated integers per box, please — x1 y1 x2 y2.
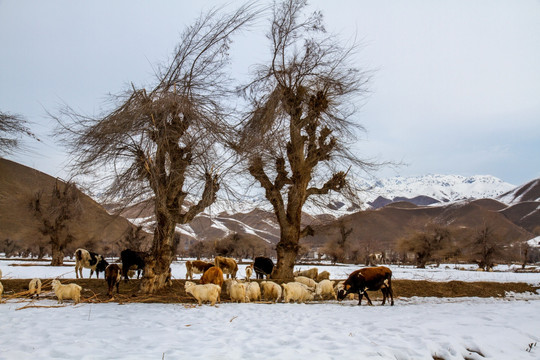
0 111 39 155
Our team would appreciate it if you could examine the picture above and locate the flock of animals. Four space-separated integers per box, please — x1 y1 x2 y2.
0 248 395 307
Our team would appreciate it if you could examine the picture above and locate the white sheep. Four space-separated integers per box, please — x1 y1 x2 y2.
260 281 282 303
293 267 318 280
245 281 261 302
245 264 253 282
228 280 247 303
315 279 336 300
282 282 314 304
51 280 82 304
316 270 330 282
29 278 42 298
294 276 316 290
184 281 221 306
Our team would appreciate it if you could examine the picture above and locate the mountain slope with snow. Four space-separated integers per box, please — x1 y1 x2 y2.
356 174 515 208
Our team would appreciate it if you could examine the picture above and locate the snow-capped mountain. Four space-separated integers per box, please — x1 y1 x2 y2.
498 179 540 204
356 174 515 208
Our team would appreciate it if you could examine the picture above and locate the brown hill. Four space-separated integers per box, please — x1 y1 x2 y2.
499 179 540 203
0 158 145 257
303 199 534 256
500 201 540 235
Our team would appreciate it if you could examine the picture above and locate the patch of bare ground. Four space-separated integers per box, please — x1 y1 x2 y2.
1 279 538 304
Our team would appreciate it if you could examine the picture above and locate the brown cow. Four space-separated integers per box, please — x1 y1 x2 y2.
200 266 224 289
105 264 122 297
185 260 215 280
337 266 394 306
214 256 238 279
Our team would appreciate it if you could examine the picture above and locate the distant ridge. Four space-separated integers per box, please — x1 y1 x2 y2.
498 179 540 204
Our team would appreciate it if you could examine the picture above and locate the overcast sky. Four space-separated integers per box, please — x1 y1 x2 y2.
1 0 539 186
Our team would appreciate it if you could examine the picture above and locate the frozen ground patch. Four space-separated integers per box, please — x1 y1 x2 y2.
1 298 539 359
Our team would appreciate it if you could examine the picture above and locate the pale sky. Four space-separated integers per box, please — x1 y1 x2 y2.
1 0 539 186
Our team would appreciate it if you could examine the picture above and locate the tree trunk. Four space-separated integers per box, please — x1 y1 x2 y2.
50 241 64 266
271 225 300 280
140 214 176 294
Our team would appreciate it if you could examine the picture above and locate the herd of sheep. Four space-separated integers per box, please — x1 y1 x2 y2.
183 259 346 306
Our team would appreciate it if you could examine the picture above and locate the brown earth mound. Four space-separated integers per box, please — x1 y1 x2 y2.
2 279 538 305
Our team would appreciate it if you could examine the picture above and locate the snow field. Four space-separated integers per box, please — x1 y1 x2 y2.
1 298 539 359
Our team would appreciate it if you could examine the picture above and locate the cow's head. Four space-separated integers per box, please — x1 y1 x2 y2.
337 284 352 301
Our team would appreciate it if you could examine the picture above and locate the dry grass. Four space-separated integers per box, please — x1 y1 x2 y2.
2 278 538 305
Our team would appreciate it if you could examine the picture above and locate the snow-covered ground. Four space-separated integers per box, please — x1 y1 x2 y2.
1 296 539 359
2 259 540 359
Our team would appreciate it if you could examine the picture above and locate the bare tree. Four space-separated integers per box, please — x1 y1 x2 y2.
30 180 82 265
0 111 39 155
235 0 373 279
323 221 353 264
471 224 502 271
55 5 259 293
398 225 453 268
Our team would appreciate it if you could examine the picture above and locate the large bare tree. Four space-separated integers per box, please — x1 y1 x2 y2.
236 0 374 279
56 4 258 292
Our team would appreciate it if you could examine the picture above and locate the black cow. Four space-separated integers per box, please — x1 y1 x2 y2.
120 249 147 282
337 266 394 306
254 256 274 279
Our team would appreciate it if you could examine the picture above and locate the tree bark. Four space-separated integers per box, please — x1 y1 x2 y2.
50 241 64 266
139 213 176 294
272 242 299 280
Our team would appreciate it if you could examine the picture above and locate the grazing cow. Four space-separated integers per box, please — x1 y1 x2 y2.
185 260 214 280
105 264 122 297
293 267 318 280
28 278 42 298
260 281 282 303
120 249 147 281
200 266 224 289
337 266 394 306
184 281 221 306
253 257 274 279
214 256 238 279
51 280 82 304
74 248 109 279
